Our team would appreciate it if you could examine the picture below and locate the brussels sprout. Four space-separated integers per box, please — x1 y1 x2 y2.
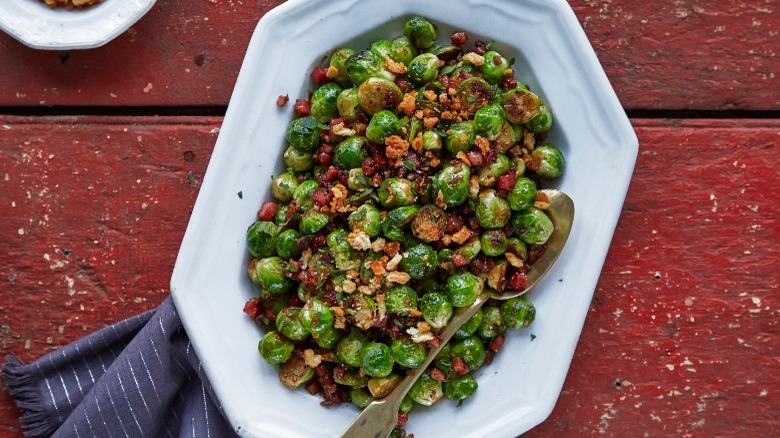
366 110 400 144
247 221 278 258
347 168 372 191
276 229 301 260
358 77 403 115
456 238 482 262
345 50 393 86
400 243 439 279
381 205 419 241
334 136 368 169
252 257 295 294
526 104 553 133
337 328 368 367
478 153 512 187
445 121 476 154
433 161 470 208
327 229 362 271
407 53 440 85
531 143 565 179
445 272 484 307
368 374 401 399
444 374 479 401
501 296 536 329
475 189 511 229
275 307 309 341
480 229 508 256
283 145 314 172
399 395 414 413
346 294 377 331
421 130 442 151
278 355 314 389
390 37 417 65
272 172 298 203
456 77 494 116
410 204 447 242
274 204 292 226
384 285 419 316
313 326 344 349
297 281 317 303
360 342 394 378
286 116 321 151
481 50 511 84
293 179 319 212
474 103 506 141
505 237 528 261
337 87 364 121
299 209 329 235
334 368 369 388
506 177 537 211
390 338 426 368
420 291 453 330
454 307 484 339
300 299 334 335
494 122 520 153
404 16 437 49
426 43 461 61
258 331 294 365
329 48 355 83
476 306 506 339
503 88 541 124
451 335 486 370
348 203 382 237
350 387 374 408
310 83 342 123
378 178 416 208
369 39 393 59
510 208 554 245
408 372 444 406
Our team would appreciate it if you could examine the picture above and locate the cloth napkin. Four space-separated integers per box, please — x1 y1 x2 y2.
3 297 237 438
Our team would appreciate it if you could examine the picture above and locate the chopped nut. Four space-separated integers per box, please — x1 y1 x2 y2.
371 237 387 253
348 230 373 251
303 349 323 368
456 151 471 166
385 57 408 74
463 52 485 66
383 241 402 257
450 226 472 245
386 271 411 285
407 322 434 343
423 90 438 101
386 253 403 271
475 136 491 156
332 306 346 329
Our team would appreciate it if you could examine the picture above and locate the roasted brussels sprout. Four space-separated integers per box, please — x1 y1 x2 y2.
510 208 554 245
366 110 400 144
272 172 298 203
404 16 437 49
360 342 394 377
310 82 343 123
329 48 355 83
285 116 321 151
481 50 511 84
531 143 565 179
445 272 484 307
246 221 278 258
500 296 536 329
258 331 293 365
420 291 453 329
358 77 403 115
390 338 426 368
334 136 368 170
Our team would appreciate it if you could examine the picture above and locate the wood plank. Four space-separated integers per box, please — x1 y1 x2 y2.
1 117 778 435
0 1 777 110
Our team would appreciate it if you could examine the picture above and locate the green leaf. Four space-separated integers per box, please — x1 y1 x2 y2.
237 191 243 199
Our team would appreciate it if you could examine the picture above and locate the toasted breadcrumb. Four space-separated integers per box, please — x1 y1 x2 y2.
423 90 438 101
463 52 485 66
423 117 440 130
348 230 373 251
332 307 347 329
385 57 408 74
386 271 411 285
475 136 491 156
450 226 472 245
303 349 323 368
329 183 349 213
371 237 387 253
385 135 410 162
383 241 401 257
386 253 403 271
398 93 417 116
407 322 435 343
411 133 424 153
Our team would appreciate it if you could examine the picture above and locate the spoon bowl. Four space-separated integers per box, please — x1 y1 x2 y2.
340 189 574 438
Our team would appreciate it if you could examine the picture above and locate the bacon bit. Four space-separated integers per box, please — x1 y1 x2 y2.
424 335 444 349
534 191 551 210
484 147 499 164
475 136 491 156
276 94 289 107
423 117 440 130
507 270 527 290
396 76 412 92
452 253 469 267
430 368 446 383
385 57 408 74
423 89 438 101
445 216 465 234
333 364 347 380
467 150 484 167
463 52 485 66
503 74 518 90
398 92 417 116
242 298 261 319
310 66 329 85
485 349 495 365
397 412 409 428
294 99 311 117
385 135 410 162
257 201 279 221
470 256 494 274
305 380 322 395
411 133 424 153
451 31 467 46
528 244 546 263
496 172 516 190
383 240 401 257
289 296 304 307
452 357 469 376
490 335 505 352
311 188 333 207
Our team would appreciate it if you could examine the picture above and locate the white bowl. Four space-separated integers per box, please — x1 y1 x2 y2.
0 0 156 50
171 0 638 436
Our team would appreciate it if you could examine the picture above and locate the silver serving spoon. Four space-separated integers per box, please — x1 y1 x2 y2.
340 189 574 438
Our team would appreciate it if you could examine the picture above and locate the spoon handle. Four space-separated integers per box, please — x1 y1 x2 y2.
339 292 491 438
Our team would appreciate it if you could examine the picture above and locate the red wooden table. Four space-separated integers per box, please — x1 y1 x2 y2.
1 1 778 436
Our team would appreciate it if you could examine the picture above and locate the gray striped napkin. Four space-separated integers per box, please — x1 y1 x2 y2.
2 298 237 438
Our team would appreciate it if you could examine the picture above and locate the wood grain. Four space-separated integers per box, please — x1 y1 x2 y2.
0 0 776 110
1 117 777 435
